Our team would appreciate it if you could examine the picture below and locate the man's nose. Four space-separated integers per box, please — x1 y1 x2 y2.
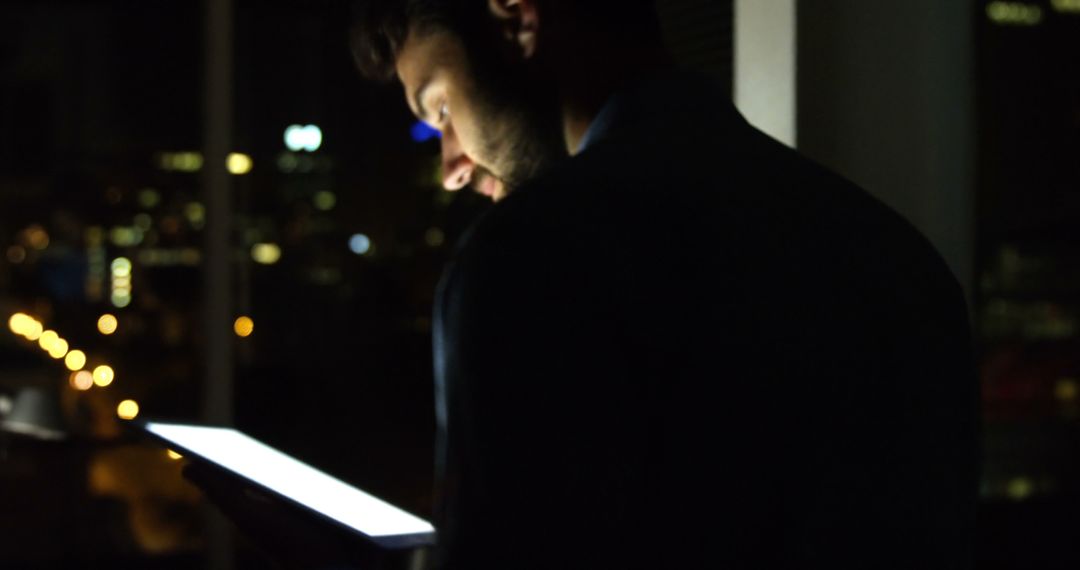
440 126 474 191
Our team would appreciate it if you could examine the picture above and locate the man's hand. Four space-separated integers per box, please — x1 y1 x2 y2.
182 460 399 570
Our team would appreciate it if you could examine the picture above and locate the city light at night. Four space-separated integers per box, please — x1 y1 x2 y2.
111 291 132 308
23 225 50 251
1055 378 1078 402
93 365 115 388
6 245 27 263
117 400 140 420
47 338 69 360
70 371 94 391
251 243 282 265
112 257 132 277
38 330 59 351
1051 0 1080 13
111 257 133 308
138 188 162 209
24 323 43 341
158 152 204 172
234 316 255 338
349 234 372 255
8 313 43 340
8 313 27 334
64 350 87 371
227 152 254 175
98 314 118 335
133 213 153 232
987 1 1043 25
313 191 337 211
110 227 143 247
1006 477 1035 501
184 202 206 227
284 124 323 152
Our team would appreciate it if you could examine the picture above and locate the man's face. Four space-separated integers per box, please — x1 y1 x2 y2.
394 25 563 201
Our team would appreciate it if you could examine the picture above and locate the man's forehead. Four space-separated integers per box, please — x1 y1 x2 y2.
394 25 447 80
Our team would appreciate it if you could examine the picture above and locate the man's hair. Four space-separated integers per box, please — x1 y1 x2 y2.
349 0 660 82
350 0 449 82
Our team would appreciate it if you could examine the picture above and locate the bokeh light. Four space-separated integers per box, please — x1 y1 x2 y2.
23 319 43 341
313 191 337 211
48 338 69 360
227 152 253 175
986 1 1043 25
70 371 94 391
98 314 118 335
9 313 30 335
251 243 282 265
117 400 140 420
64 350 87 371
10 314 44 341
284 124 323 152
111 291 132 308
1055 378 1078 402
167 450 183 460
184 202 206 227
111 257 133 277
23 225 50 250
349 234 372 255
133 213 153 232
1006 477 1034 501
234 316 255 338
6 246 26 264
1052 0 1080 12
93 365 115 388
38 330 59 351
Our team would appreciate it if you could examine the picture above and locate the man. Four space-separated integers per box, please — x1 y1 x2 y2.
192 1 976 568
349 1 979 568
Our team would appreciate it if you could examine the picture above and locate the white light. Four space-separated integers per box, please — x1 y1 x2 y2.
284 125 323 152
349 234 371 255
144 422 435 540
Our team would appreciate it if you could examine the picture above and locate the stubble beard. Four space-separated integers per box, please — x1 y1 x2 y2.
467 56 566 195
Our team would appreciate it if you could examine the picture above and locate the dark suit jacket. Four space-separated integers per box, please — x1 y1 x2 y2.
432 73 978 569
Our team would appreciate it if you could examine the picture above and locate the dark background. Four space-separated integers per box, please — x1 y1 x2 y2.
0 0 1077 567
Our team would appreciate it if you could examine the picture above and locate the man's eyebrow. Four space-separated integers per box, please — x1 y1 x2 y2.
413 78 434 122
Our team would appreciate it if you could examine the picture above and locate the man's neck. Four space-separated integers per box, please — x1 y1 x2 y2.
555 43 673 154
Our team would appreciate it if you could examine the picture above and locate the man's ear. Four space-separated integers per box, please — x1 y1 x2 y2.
488 0 539 59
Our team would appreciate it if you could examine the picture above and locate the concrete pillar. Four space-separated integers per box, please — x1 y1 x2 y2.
734 0 797 147
796 1 975 297
203 0 235 568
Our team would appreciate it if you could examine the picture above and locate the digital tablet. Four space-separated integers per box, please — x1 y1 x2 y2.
133 420 436 549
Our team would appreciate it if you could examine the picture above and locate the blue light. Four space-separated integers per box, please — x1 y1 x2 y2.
410 121 441 143
349 234 372 255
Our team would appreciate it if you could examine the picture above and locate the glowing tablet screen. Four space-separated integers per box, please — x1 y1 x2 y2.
144 422 435 541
